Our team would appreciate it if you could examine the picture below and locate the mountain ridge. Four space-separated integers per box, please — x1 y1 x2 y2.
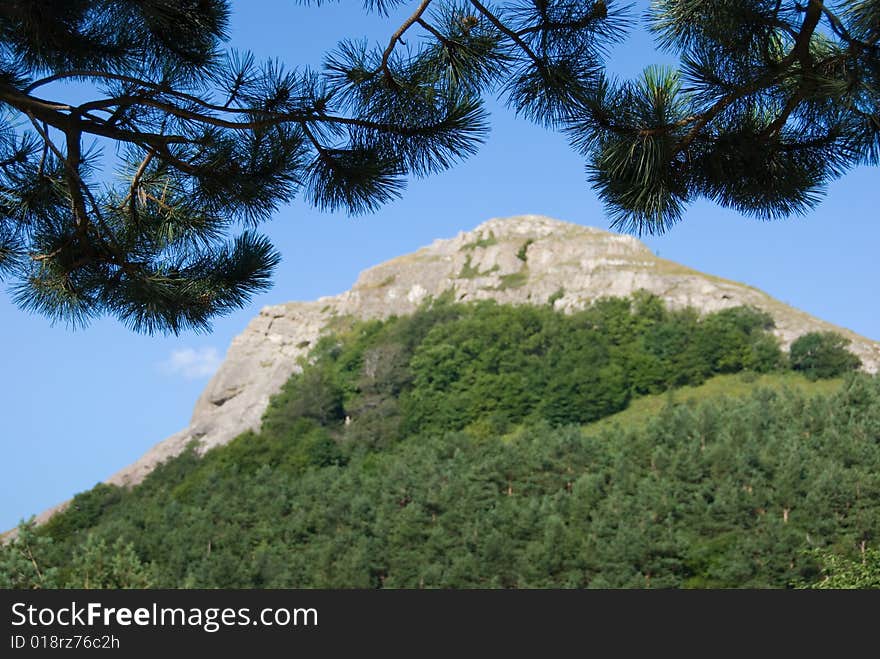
12 214 880 532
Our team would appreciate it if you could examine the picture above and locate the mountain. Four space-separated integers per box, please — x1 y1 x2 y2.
14 214 880 531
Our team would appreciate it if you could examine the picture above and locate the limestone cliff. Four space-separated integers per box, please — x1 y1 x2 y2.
20 214 880 528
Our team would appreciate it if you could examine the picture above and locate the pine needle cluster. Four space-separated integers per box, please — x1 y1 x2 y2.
1 1 877 331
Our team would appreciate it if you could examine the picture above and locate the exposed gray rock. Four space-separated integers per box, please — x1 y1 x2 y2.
10 214 879 537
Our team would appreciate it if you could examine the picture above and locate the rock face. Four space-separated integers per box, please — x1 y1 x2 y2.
19 214 880 528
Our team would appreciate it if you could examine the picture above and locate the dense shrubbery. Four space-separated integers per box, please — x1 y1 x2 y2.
807 549 880 589
790 332 862 381
3 295 873 589
265 293 790 446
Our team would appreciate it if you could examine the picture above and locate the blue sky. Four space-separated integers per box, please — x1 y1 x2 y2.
2 1 878 531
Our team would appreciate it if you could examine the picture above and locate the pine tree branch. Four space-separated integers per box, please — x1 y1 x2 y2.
468 0 542 66
30 244 70 262
3 88 72 112
129 149 156 198
26 69 311 124
24 116 97 280
794 1 823 72
68 90 456 140
37 124 49 176
515 5 607 37
416 18 451 46
757 1 827 139
143 192 175 213
673 85 765 155
818 3 878 51
26 114 130 275
301 123 329 161
64 124 91 230
125 148 157 223
10 68 477 165
26 69 329 123
26 114 90 231
2 84 188 147
763 91 804 137
819 4 855 44
25 70 166 94
380 0 435 85
155 145 201 175
672 1 826 154
779 133 840 150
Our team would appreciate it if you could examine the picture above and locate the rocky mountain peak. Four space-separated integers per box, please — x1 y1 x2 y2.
14 215 880 530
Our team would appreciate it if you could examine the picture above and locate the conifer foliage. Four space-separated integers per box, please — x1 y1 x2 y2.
1 1 878 330
0 0 485 332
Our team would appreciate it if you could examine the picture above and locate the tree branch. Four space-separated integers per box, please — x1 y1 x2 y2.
380 0 434 85
301 123 329 161
469 0 542 66
26 114 90 230
126 148 157 223
763 91 804 137
416 18 451 46
26 113 129 273
794 0 823 72
670 1 826 154
515 10 605 37
1 84 188 148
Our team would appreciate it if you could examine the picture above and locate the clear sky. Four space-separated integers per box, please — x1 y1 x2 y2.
2 1 878 531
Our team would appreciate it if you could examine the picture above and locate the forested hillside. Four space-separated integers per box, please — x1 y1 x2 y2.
3 295 877 589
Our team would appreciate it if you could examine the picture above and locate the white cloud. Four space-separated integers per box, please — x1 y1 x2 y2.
159 347 222 379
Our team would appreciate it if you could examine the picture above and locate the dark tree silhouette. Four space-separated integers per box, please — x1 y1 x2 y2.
1 1 877 331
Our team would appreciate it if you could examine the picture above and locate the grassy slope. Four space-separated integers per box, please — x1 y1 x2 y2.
586 372 844 434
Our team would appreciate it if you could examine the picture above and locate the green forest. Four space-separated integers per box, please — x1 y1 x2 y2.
3 294 878 589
